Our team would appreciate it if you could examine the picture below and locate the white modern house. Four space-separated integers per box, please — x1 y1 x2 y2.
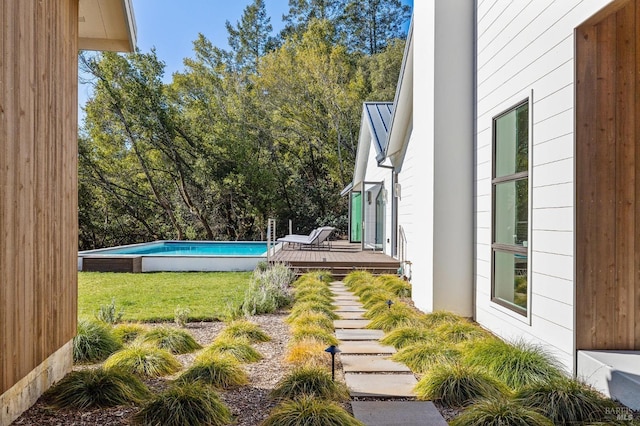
347 0 640 409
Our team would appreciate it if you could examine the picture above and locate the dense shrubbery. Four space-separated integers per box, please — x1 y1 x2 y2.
241 263 295 315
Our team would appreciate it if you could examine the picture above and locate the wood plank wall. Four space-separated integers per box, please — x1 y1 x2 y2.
576 0 640 350
0 0 78 394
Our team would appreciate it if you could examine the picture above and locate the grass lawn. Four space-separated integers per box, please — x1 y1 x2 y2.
78 272 252 322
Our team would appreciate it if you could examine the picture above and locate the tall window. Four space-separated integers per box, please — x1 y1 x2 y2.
492 101 529 315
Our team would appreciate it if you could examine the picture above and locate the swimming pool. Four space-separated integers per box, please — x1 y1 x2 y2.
78 241 273 272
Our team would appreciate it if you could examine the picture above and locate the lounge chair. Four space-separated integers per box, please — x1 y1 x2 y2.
277 226 335 250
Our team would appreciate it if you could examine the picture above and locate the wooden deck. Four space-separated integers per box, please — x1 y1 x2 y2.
270 240 400 278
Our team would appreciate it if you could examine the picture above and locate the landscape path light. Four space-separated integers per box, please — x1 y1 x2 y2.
325 345 341 381
386 299 394 309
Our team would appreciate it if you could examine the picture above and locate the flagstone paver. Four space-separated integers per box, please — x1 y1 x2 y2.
334 319 371 328
340 355 411 373
335 306 366 312
345 373 417 398
337 311 366 319
338 341 396 355
336 329 385 340
350 401 448 426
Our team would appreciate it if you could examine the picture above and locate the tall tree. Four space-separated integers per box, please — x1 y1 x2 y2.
226 0 275 73
342 0 411 54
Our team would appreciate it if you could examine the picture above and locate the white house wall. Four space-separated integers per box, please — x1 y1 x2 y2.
404 0 474 316
475 0 615 374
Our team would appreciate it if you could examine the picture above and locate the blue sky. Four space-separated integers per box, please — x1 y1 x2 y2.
79 0 413 109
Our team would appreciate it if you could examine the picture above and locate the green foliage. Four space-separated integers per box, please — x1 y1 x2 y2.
297 270 333 284
287 312 334 333
104 345 181 378
78 272 251 322
262 395 365 426
177 352 248 389
47 368 150 409
343 271 375 290
288 301 339 320
294 292 334 305
363 299 411 320
95 297 124 324
381 326 435 349
270 366 349 401
421 310 467 327
204 336 263 363
174 306 191 327
242 264 294 315
434 322 488 344
112 323 146 345
73 319 122 364
414 362 509 407
285 338 332 368
450 397 554 426
464 339 562 389
139 326 202 354
392 342 461 374
377 274 411 298
133 383 232 426
219 319 270 343
515 376 618 424
366 307 422 332
291 325 339 346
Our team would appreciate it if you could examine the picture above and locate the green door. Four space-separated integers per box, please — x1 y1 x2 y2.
350 192 362 243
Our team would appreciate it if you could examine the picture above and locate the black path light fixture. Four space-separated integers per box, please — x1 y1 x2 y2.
386 299 394 309
325 345 341 381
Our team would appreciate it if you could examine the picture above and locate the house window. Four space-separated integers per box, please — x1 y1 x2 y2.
492 101 529 315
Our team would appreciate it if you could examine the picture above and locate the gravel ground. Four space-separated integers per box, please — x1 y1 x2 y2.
12 313 292 426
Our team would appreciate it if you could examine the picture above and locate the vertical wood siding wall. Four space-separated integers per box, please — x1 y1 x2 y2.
0 0 78 394
576 0 640 350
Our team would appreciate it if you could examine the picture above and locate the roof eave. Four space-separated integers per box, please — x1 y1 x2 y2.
79 0 137 52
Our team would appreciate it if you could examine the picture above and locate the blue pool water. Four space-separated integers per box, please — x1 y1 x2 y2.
95 241 267 256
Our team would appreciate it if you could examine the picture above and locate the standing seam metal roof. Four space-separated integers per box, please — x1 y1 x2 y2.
364 102 394 162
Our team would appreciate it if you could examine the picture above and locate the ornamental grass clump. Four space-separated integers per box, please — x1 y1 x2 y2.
377 274 412 297
464 339 562 389
286 312 334 333
343 271 375 291
366 307 423 332
381 326 436 349
203 336 263 363
285 338 331 368
47 368 150 409
515 376 618 424
104 345 181 378
414 362 509 407
363 299 410 320
133 383 232 426
434 321 489 344
139 326 202 354
219 319 270 343
421 310 467 327
73 319 122 363
393 341 461 374
270 366 349 401
294 292 334 306
288 301 338 321
112 323 146 345
262 395 365 426
294 283 333 298
177 352 248 389
450 397 554 426
361 291 398 309
291 325 339 346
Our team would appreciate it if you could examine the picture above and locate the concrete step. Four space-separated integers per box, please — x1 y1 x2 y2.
333 295 360 302
334 319 371 329
336 329 385 341
351 401 448 426
334 300 364 307
578 350 640 410
340 355 411 373
339 341 396 355
338 312 366 320
335 306 367 313
345 373 417 398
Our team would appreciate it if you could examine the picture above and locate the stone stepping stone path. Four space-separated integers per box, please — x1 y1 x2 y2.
330 280 448 425
351 401 449 426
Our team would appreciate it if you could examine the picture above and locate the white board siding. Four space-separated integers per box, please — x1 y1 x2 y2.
475 0 615 374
